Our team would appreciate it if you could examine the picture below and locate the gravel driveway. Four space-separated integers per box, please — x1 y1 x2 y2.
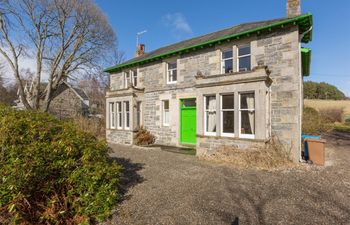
106 136 350 225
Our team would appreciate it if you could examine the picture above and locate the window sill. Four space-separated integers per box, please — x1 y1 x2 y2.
167 82 177 85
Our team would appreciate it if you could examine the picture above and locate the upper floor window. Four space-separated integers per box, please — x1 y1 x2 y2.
124 71 130 88
167 61 177 84
239 92 255 138
221 49 233 74
238 45 251 72
131 70 138 87
205 95 217 135
162 100 170 126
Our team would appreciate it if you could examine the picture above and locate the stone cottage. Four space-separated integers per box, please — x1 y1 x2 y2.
15 80 89 119
104 0 312 162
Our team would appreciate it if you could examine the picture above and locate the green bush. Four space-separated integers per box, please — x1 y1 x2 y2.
0 106 121 224
302 106 333 135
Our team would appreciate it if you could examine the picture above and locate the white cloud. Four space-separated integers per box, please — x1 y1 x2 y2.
162 13 193 35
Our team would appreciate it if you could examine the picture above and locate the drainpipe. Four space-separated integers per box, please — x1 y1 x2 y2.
298 26 313 162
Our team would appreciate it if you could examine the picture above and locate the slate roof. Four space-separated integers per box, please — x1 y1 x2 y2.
104 13 312 73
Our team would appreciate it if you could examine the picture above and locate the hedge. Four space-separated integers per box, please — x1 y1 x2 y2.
0 106 121 224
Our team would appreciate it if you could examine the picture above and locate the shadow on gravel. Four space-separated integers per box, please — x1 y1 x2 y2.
110 157 145 203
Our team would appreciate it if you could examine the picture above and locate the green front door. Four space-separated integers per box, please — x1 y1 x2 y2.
180 99 196 145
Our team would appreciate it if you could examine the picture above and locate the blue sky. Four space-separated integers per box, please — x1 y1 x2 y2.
95 0 350 96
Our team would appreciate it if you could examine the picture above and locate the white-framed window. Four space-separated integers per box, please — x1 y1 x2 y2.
238 45 251 72
116 102 122 129
124 71 130 88
220 94 235 137
124 101 130 130
131 70 138 87
109 102 115 129
167 61 177 84
221 49 234 74
239 92 255 139
136 101 142 128
162 100 170 126
204 95 217 136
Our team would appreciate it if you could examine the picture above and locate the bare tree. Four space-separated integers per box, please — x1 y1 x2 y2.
0 0 118 111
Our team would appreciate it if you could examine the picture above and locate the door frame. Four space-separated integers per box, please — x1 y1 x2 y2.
180 98 197 145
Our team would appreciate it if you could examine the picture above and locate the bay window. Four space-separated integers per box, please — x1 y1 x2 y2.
205 95 217 135
238 45 251 72
116 102 122 129
239 92 255 138
109 102 115 129
220 94 234 136
124 101 130 130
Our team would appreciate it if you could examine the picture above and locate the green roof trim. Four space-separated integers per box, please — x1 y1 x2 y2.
105 13 313 73
301 47 311 77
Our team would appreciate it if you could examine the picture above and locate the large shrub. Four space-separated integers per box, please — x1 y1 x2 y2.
302 106 333 135
0 106 121 224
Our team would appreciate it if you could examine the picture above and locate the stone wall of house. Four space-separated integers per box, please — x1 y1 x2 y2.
109 72 124 91
197 136 266 155
253 26 301 161
49 87 88 119
107 25 302 161
106 129 133 145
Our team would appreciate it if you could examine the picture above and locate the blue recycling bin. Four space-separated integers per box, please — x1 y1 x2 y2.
301 134 321 159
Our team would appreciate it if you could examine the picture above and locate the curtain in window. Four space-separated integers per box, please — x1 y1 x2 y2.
207 97 216 132
246 95 255 134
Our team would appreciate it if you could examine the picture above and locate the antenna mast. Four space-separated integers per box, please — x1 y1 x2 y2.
136 30 147 47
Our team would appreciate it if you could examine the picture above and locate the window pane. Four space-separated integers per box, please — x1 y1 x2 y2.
240 93 255 109
168 62 177 69
206 111 216 132
241 111 255 134
163 100 169 110
125 101 130 111
222 95 234 109
239 56 251 71
136 102 141 127
172 69 177 81
223 111 234 133
205 96 216 110
222 50 233 59
164 111 169 124
238 46 250 56
182 99 196 107
126 112 130 127
224 59 233 73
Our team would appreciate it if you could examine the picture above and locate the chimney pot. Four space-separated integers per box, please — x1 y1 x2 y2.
287 0 301 17
135 44 145 57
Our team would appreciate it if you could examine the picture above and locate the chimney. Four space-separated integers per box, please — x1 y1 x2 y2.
135 44 145 57
287 0 301 17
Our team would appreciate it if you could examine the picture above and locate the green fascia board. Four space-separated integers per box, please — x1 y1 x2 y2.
301 47 311 77
105 13 313 73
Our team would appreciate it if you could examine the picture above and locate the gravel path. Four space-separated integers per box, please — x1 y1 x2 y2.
106 137 350 225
